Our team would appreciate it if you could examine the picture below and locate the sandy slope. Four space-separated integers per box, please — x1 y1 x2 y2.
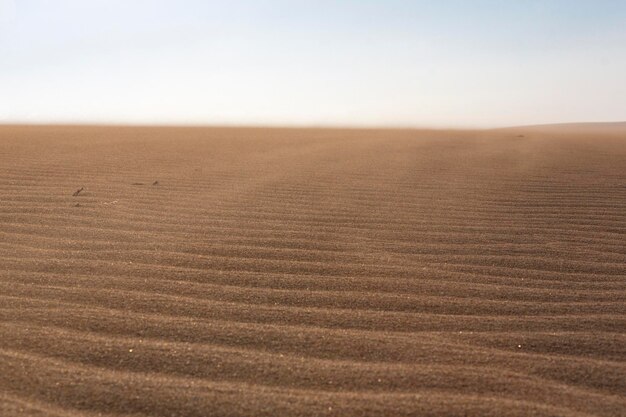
0 125 625 417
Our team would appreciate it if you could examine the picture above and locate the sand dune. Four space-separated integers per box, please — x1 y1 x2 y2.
1 125 625 416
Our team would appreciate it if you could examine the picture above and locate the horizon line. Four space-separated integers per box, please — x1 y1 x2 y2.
1 120 625 132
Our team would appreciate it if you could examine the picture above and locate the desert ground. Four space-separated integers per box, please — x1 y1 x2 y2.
0 124 625 417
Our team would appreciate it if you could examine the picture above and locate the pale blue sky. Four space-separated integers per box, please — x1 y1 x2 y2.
1 0 625 127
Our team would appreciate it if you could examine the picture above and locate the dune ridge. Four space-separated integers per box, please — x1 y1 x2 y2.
1 125 625 416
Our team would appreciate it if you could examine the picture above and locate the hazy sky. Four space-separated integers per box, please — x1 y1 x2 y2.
1 0 625 127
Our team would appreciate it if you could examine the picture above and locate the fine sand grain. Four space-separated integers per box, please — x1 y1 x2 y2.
0 125 625 416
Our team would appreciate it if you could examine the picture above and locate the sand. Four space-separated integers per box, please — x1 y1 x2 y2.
0 125 624 417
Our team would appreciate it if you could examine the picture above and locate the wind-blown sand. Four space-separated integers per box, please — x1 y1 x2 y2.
1 125 625 417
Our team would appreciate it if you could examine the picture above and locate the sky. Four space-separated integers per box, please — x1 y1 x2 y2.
0 0 625 128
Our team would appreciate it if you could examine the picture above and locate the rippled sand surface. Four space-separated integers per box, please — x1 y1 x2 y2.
1 125 625 417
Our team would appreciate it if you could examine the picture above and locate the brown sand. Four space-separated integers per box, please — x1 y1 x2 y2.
0 125 625 417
